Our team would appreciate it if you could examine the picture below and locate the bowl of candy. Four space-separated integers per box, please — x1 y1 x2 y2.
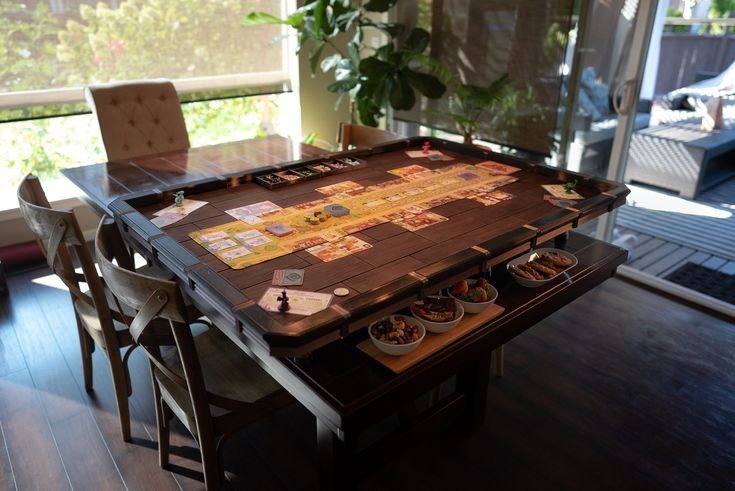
368 315 426 356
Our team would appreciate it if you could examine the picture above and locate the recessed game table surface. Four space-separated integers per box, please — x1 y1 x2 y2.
65 135 628 486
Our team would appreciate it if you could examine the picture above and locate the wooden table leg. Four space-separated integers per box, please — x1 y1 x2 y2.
554 231 569 249
317 419 353 490
454 356 491 433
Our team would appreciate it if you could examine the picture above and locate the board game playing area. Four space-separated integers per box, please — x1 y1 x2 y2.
188 161 520 269
113 137 626 353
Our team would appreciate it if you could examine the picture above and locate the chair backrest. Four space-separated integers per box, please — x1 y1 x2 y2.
86 79 190 162
17 175 116 342
337 122 403 151
96 219 215 426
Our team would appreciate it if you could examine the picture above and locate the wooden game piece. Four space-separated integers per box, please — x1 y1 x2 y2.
277 290 290 311
266 223 294 237
324 204 350 217
422 141 431 154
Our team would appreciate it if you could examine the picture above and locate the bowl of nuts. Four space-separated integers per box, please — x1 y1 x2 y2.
368 315 426 356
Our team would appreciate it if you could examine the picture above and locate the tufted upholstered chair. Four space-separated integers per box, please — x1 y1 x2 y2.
86 80 190 162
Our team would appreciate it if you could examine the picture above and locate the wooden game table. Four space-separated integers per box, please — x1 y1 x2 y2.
65 135 628 487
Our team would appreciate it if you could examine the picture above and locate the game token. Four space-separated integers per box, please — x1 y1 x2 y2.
333 288 349 297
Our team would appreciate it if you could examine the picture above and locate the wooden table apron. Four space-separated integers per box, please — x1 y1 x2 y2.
68 136 628 476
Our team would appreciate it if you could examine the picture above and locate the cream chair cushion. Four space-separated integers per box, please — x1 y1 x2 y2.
86 79 190 162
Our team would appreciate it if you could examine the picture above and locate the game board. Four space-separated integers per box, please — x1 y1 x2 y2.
189 162 520 269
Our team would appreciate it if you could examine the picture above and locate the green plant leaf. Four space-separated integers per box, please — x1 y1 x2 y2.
389 74 415 110
241 12 286 27
314 0 326 36
364 0 398 13
356 97 382 126
404 69 446 98
359 56 392 77
327 79 357 93
404 27 430 53
309 41 325 74
320 53 342 73
347 40 360 68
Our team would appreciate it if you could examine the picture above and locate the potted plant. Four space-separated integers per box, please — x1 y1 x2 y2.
434 73 511 145
242 0 446 126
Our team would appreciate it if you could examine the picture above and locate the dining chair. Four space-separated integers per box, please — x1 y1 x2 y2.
96 222 292 490
17 174 141 441
86 79 190 162
337 122 403 151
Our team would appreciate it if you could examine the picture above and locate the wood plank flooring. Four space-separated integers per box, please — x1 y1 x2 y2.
0 267 733 490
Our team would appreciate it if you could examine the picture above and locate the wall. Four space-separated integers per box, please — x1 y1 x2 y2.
655 34 735 94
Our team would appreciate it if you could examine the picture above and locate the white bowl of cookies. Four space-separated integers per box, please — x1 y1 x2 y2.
507 248 577 287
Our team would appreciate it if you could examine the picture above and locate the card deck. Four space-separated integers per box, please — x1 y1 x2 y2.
542 184 583 200
272 269 305 286
204 239 238 252
217 247 252 260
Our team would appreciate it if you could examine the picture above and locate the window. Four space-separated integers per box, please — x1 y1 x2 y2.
0 0 297 210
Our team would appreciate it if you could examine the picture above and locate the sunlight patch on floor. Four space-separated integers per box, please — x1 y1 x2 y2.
626 185 732 219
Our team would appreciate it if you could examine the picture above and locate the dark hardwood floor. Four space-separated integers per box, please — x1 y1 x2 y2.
0 266 733 490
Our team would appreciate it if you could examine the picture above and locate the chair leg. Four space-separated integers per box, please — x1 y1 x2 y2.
108 350 132 442
200 436 222 491
493 345 505 377
152 380 170 468
74 313 94 391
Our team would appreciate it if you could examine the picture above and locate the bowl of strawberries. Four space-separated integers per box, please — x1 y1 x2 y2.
447 278 498 314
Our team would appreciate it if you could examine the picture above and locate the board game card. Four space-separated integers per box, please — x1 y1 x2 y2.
339 217 389 235
306 235 372 262
388 165 432 179
541 184 583 200
265 223 294 237
315 181 364 195
272 269 305 286
405 150 446 158
150 212 185 228
199 231 230 242
367 178 406 190
154 199 208 217
476 161 521 174
488 190 514 201
242 235 272 248
394 212 448 231
258 288 332 316
204 239 238 252
383 209 420 222
544 194 578 208
233 229 263 242
226 201 282 220
427 153 454 161
474 195 500 206
217 246 252 261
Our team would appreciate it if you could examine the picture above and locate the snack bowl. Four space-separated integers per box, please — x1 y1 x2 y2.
368 315 426 356
506 247 578 288
447 278 498 314
411 297 464 333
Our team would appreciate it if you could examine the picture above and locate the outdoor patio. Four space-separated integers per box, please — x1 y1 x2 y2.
613 175 735 288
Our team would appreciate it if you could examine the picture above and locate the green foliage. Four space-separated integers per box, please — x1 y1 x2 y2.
433 74 510 144
664 8 690 33
0 2 60 93
0 0 286 195
243 0 446 126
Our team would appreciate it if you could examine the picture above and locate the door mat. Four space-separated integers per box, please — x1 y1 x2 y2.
664 262 735 304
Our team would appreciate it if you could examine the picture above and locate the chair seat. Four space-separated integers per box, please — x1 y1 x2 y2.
155 327 286 437
75 295 133 349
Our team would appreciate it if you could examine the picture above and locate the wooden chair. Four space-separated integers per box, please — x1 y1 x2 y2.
337 122 403 151
86 79 190 162
17 174 141 441
95 222 292 490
